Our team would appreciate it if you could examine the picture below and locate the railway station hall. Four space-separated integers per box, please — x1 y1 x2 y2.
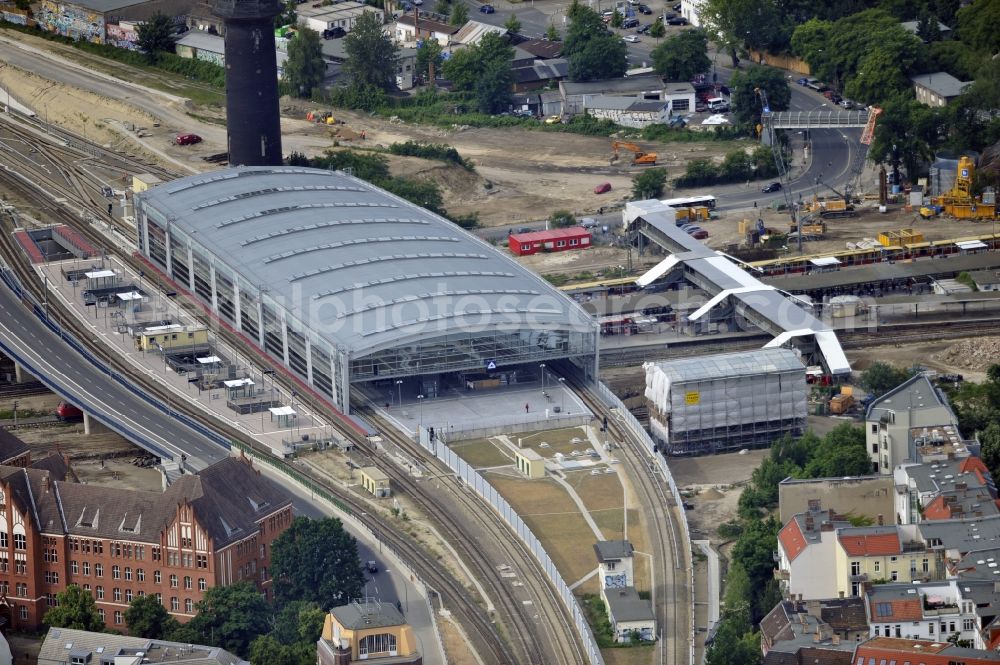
134 166 599 417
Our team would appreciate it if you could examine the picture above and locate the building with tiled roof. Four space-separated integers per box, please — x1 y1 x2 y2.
0 430 29 468
778 506 852 600
0 455 292 631
317 601 421 665
866 374 959 475
38 627 248 665
778 476 894 526
894 458 997 524
866 581 985 646
760 600 858 665
854 637 1000 665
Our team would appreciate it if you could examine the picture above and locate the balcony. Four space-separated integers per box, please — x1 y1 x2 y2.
774 568 790 580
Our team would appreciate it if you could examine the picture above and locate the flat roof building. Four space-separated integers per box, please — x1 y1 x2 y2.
38 627 248 665
134 167 598 413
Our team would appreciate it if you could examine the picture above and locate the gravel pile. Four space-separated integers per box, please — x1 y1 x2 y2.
935 337 1000 370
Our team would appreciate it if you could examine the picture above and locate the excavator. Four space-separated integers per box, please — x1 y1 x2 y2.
611 141 658 166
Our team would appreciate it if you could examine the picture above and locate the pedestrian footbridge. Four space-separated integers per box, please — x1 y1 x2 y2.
763 109 872 130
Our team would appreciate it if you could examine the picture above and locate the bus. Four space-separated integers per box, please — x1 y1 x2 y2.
660 195 717 210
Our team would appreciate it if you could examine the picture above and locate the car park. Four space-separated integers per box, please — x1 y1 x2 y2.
479 3 494 12
175 133 202 145
623 34 640 42
762 181 782 193
594 182 612 194
666 15 687 24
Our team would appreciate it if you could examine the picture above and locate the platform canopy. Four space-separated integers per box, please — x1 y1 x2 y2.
809 257 841 267
196 356 222 364
85 269 116 279
268 406 296 416
223 378 255 388
116 291 143 301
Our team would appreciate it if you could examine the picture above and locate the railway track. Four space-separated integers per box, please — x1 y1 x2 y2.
0 114 585 663
559 362 691 665
355 405 587 665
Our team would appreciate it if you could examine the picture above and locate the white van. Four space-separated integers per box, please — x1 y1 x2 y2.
707 97 729 113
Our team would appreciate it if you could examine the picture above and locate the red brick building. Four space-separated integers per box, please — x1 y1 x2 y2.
508 228 592 256
0 454 292 631
853 637 1000 665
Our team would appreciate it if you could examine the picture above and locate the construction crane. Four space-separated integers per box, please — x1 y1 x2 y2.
611 141 658 166
755 88 802 250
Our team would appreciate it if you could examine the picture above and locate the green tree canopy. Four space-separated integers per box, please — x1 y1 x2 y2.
858 361 914 398
183 581 271 658
564 5 626 81
980 423 1000 480
802 423 871 477
548 210 577 228
609 9 623 28
136 12 176 59
415 38 444 83
441 33 513 113
449 1 469 26
651 29 710 81
504 13 522 34
343 11 399 90
728 65 790 132
648 17 665 40
632 167 668 199
125 594 179 639
44 585 105 632
701 0 787 56
271 516 365 609
545 23 560 41
957 0 1000 56
283 28 326 98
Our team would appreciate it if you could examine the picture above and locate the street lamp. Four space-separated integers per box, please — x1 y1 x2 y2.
396 379 403 408
417 394 424 426
539 363 546 390
558 377 566 412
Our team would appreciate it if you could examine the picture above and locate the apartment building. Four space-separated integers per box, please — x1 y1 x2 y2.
0 455 292 631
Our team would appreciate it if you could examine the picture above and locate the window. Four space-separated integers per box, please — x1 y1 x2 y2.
929 623 934 634
964 618 975 631
15 583 26 596
83 562 90 576
112 565 121 580
114 610 123 625
125 568 132 581
170 574 178 588
876 603 892 617
154 571 162 584
113 588 122 602
556 240 566 248
96 586 105 599
71 560 79 575
851 561 861 576
126 589 133 603
185 598 193 613
171 597 179 611
197 555 207 569
874 561 881 573
13 534 25 550
890 556 898 563
95 563 103 578
198 578 206 591
98 608 105 622
894 625 901 637
922 559 929 573
871 424 878 434
137 569 145 582
18 606 27 620
184 576 192 590
44 571 59 584
872 443 879 454
890 571 898 581
358 633 397 656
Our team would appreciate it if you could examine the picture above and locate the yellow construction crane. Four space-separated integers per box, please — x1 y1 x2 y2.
611 141 658 166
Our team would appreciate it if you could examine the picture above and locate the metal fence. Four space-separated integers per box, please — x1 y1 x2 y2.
416 428 607 665
593 380 696 665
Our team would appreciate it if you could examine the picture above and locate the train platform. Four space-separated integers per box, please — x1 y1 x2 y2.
359 371 592 442
762 251 1000 296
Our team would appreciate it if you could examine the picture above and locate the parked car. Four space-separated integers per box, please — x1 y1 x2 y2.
479 3 494 12
839 99 855 109
761 181 782 193
638 3 652 13
622 17 640 28
666 15 687 24
322 26 345 38
796 77 809 86
623 34 640 42
637 23 651 33
365 561 379 574
672 1 681 9
601 8 614 16
175 133 202 145
594 182 612 195
544 114 562 124
689 229 709 240
580 217 598 228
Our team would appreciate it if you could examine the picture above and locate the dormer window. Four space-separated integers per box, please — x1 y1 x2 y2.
77 508 99 529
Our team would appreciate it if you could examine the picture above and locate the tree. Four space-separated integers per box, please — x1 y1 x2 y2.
343 10 399 90
803 423 871 478
545 23 561 41
728 65 790 132
858 361 913 398
868 93 944 180
549 210 577 228
249 636 298 665
609 9 624 28
449 1 468 26
980 423 1000 481
651 29 710 81
441 33 513 113
125 594 178 639
184 581 271 658
957 0 1000 56
276 0 297 28
44 585 105 631
916 7 941 42
136 12 175 60
504 13 522 34
730 516 781 600
271 517 365 610
415 38 444 83
283 28 326 98
632 168 668 199
564 5 627 82
648 17 665 40
700 0 787 57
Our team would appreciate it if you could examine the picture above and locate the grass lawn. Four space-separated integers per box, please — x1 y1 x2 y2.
450 438 513 468
489 476 578 515
518 426 593 458
571 471 625 513
522 511 601 583
601 644 657 665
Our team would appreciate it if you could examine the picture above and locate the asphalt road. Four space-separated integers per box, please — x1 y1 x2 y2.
0 283 227 469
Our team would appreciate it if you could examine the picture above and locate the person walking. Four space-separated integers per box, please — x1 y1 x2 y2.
525 402 530 413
